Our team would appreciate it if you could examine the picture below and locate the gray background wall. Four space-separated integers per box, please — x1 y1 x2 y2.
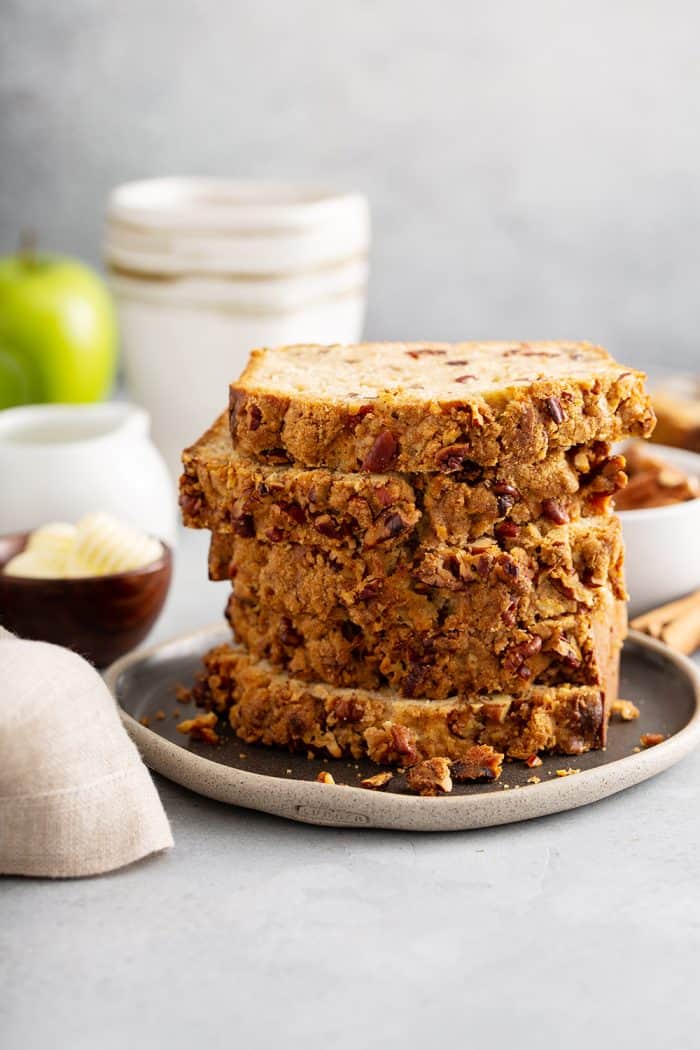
1 0 698 372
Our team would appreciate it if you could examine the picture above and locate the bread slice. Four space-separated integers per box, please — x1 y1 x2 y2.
188 642 612 764
223 529 625 701
182 413 627 550
227 594 625 699
229 342 655 472
209 515 625 598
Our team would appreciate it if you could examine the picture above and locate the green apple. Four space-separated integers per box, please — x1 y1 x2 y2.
0 241 117 409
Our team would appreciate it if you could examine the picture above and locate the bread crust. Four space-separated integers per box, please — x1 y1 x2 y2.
228 342 655 472
219 529 626 699
182 414 627 551
226 592 625 700
189 643 610 763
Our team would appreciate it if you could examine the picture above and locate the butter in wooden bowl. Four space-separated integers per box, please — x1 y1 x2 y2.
4 512 164 579
0 513 171 667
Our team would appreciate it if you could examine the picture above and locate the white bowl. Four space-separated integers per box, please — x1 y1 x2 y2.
0 403 177 544
618 443 700 617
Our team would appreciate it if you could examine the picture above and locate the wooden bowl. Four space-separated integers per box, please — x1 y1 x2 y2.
0 531 172 668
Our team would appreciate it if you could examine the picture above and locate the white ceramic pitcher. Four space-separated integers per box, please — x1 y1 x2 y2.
0 403 176 543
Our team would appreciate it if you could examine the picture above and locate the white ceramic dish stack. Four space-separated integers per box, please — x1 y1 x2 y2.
105 178 371 475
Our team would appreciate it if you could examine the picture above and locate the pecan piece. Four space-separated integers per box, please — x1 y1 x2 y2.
493 482 520 499
446 706 478 739
541 498 570 524
494 520 520 542
640 732 665 748
356 577 383 600
435 443 472 473
316 771 335 785
496 492 516 516
313 514 349 540
373 483 397 508
276 501 305 524
278 617 302 647
442 552 462 581
361 430 399 472
503 635 543 675
493 554 521 586
405 347 446 359
481 699 511 724
176 712 220 745
346 404 373 432
364 509 411 547
232 513 255 537
451 745 503 782
260 447 292 465
474 553 492 579
178 490 203 518
332 697 365 724
365 722 418 766
360 772 394 790
543 631 582 669
406 757 453 796
340 620 362 642
545 395 565 424
612 699 640 722
581 566 604 589
377 510 409 540
402 662 430 698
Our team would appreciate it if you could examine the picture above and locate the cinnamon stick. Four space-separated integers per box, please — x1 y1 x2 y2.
661 608 700 655
631 589 700 654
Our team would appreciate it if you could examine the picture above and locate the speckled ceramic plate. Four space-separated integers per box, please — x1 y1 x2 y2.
105 625 700 831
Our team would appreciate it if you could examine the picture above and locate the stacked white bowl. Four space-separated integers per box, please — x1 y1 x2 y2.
105 178 370 475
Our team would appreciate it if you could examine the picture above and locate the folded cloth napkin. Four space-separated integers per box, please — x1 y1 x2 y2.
0 628 173 877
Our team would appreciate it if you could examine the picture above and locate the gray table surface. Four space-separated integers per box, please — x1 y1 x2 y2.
3 527 700 1050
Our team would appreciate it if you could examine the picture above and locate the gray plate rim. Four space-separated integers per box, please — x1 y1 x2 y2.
105 625 700 832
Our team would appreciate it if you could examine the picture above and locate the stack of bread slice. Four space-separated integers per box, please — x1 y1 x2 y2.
180 342 654 780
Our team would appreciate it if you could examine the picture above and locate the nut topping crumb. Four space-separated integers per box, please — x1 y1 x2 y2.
406 757 453 796
611 699 640 721
640 732 666 748
451 745 504 782
177 712 220 745
526 754 543 768
555 767 581 777
527 776 542 785
316 771 336 784
360 772 394 790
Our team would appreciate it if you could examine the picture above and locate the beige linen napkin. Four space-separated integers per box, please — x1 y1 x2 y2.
0 629 173 877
